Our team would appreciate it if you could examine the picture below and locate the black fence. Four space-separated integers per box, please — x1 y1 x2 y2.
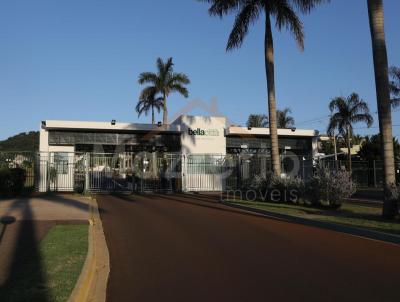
320 160 400 187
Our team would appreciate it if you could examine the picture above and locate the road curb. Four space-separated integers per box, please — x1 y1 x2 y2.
221 201 400 246
68 197 110 302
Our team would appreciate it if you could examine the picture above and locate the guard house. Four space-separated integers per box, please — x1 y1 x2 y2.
38 115 319 192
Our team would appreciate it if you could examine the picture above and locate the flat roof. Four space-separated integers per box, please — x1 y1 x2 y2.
226 126 318 137
42 120 181 133
42 119 319 137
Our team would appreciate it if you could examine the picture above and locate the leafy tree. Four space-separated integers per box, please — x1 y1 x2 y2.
0 131 39 152
327 93 373 172
358 135 400 162
246 114 268 128
198 0 328 176
277 108 295 128
389 66 400 108
367 0 397 218
136 87 163 124
138 57 190 125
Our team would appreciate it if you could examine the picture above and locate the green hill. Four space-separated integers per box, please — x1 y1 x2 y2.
0 131 39 152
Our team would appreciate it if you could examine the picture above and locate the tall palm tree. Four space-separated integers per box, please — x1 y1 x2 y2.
389 66 400 108
136 87 163 124
138 57 190 125
367 0 397 218
277 108 295 128
198 0 328 176
247 114 268 128
327 93 373 172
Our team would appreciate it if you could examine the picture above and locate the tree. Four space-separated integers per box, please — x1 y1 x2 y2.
358 134 400 162
138 57 190 125
277 108 295 128
246 114 268 128
198 0 328 176
367 0 397 218
327 93 373 172
136 87 163 124
389 66 400 108
0 131 39 152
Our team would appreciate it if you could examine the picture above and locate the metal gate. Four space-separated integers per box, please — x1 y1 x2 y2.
88 152 182 193
136 153 182 192
183 154 228 192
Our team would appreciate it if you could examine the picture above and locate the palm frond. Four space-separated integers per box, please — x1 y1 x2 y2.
352 114 373 127
136 86 164 118
389 66 400 108
198 0 242 17
276 107 295 128
328 93 373 137
170 84 189 98
247 114 268 127
169 72 190 85
391 98 400 109
291 0 331 14
138 72 158 85
271 0 304 50
226 2 260 51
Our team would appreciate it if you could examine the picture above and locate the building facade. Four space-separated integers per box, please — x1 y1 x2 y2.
38 115 319 192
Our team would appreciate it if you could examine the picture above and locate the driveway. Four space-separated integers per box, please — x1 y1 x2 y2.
97 194 400 302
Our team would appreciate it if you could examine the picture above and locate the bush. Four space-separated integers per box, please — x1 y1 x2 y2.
305 166 356 209
247 172 304 203
0 167 26 196
271 176 305 203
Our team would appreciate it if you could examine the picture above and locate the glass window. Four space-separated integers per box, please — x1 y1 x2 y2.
55 153 69 174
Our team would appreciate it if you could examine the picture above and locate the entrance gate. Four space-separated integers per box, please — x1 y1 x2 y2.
87 152 182 193
33 152 307 193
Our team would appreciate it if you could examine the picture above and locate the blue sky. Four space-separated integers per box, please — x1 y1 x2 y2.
0 0 399 140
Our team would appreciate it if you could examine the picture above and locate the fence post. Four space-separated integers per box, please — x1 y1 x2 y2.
373 160 377 188
181 154 186 192
84 153 90 193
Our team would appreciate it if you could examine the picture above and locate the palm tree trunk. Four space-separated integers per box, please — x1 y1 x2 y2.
264 12 281 176
347 128 352 173
367 0 397 218
162 93 168 125
151 105 155 124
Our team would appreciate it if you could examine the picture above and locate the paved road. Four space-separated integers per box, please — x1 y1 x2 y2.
97 194 400 302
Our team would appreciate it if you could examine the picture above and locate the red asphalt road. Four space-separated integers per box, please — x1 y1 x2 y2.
97 194 400 302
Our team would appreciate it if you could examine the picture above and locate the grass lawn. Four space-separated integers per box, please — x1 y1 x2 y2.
1 224 88 302
226 199 400 236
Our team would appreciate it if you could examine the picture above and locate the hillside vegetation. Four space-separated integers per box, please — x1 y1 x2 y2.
0 131 39 152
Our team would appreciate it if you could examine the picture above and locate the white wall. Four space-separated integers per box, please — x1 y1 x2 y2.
39 128 49 152
174 115 226 155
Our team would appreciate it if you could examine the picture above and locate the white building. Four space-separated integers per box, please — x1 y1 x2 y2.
38 115 319 192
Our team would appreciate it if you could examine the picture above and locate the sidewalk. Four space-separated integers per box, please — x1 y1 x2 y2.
0 194 90 289
0 194 90 221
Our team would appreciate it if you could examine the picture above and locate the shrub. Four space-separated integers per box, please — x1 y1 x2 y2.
0 167 26 196
247 172 304 203
305 167 356 209
271 176 305 203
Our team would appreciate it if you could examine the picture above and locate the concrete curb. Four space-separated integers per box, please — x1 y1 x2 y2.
221 201 400 246
68 197 110 302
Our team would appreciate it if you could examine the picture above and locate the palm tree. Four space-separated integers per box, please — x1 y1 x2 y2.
389 66 400 108
327 93 373 172
138 57 190 125
367 0 397 218
198 0 328 176
136 87 164 124
277 108 295 128
246 114 268 128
